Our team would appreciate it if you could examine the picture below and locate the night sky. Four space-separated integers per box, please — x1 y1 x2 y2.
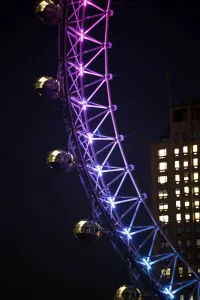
2 0 200 299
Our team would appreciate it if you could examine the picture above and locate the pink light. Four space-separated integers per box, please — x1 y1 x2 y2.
83 0 87 6
80 63 83 76
80 29 84 42
82 100 87 110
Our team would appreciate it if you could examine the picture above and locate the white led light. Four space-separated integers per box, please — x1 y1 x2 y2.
88 133 93 144
143 258 151 270
80 29 84 42
80 63 83 76
165 288 174 299
108 197 115 208
96 165 102 177
82 99 87 110
124 228 132 239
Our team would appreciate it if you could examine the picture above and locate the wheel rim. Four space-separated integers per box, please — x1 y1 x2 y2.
57 1 200 298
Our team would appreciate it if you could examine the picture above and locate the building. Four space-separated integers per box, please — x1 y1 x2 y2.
150 99 200 298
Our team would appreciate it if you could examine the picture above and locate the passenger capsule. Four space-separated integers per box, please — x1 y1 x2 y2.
74 220 102 242
36 0 59 25
34 76 60 100
47 150 75 172
115 285 141 300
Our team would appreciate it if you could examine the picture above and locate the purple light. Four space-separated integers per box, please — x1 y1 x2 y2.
80 63 84 76
80 29 84 42
82 100 87 110
83 0 87 6
88 133 93 144
96 165 102 177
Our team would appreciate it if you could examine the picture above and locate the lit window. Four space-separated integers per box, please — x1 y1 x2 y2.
176 201 181 210
198 267 200 274
193 144 198 154
195 200 200 209
193 158 198 168
158 176 167 184
188 268 192 277
177 240 182 248
158 189 168 199
197 239 200 248
194 172 199 182
159 215 169 223
159 202 168 211
175 160 180 170
184 172 189 183
158 149 167 158
178 267 183 277
176 214 181 223
183 160 189 169
175 174 180 183
159 162 167 172
183 146 188 155
194 186 199 195
185 214 190 222
180 295 184 300
175 188 180 197
184 186 189 195
174 148 179 156
186 239 191 246
195 212 200 222
161 268 170 277
184 200 190 209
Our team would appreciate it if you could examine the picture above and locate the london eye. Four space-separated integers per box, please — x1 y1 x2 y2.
35 1 200 299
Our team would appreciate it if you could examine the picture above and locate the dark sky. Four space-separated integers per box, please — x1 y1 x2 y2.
2 0 200 299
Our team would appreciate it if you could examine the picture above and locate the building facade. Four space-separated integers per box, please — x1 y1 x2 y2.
151 100 200 298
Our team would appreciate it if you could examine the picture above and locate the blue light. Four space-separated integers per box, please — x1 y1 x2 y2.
143 258 151 270
165 288 174 299
108 197 115 208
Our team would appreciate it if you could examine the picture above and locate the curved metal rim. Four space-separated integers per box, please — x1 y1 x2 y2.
58 0 200 298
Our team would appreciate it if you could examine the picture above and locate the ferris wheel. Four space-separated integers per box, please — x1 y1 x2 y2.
35 1 200 299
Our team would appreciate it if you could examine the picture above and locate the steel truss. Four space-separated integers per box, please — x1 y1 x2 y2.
58 0 200 299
